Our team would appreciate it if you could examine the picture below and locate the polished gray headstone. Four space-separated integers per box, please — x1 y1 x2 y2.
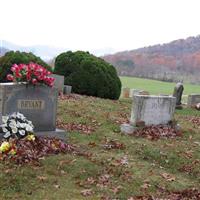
0 83 58 131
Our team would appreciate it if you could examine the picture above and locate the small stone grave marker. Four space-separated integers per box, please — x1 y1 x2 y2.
173 82 184 106
50 74 64 94
63 85 72 95
187 94 200 107
122 88 130 98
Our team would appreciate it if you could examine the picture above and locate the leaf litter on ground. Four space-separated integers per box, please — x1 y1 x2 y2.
130 125 182 140
128 188 200 200
0 136 90 164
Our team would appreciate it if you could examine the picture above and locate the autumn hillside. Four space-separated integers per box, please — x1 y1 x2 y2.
0 94 200 199
103 35 200 84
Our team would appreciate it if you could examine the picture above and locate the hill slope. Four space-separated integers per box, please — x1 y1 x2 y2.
0 40 116 61
0 94 200 199
103 36 200 84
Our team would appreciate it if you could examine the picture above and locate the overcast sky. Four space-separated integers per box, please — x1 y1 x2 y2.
1 0 200 53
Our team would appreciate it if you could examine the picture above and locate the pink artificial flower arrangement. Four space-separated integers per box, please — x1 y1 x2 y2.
7 63 55 87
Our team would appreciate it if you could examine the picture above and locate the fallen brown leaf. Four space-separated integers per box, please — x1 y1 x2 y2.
112 185 123 194
161 172 176 181
88 142 97 148
141 183 151 190
54 184 60 189
37 176 47 181
81 189 93 197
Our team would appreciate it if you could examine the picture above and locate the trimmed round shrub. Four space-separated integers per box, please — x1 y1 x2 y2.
54 51 121 99
0 51 52 82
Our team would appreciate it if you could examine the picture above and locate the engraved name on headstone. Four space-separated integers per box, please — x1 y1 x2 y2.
18 100 45 110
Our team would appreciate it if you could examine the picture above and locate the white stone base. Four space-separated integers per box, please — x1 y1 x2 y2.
120 123 137 134
35 129 68 141
0 129 68 141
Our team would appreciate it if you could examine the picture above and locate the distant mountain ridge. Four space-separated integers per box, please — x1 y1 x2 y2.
103 35 200 84
0 40 116 60
0 40 68 60
132 35 200 56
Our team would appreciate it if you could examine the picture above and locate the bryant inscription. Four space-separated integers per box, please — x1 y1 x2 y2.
18 100 45 110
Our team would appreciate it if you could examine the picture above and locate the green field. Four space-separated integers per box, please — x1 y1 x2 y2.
120 76 200 95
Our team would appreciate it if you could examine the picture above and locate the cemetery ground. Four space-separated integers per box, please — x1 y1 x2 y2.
0 94 200 199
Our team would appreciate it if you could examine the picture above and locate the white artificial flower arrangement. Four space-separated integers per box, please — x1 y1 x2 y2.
1 112 34 139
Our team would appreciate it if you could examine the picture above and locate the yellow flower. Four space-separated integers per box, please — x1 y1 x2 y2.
0 142 10 153
9 148 17 155
26 134 35 141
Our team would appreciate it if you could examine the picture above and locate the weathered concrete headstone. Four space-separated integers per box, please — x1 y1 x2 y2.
187 94 200 107
0 83 58 131
63 85 72 95
50 74 64 94
122 88 130 98
129 89 140 98
173 82 184 106
131 95 176 125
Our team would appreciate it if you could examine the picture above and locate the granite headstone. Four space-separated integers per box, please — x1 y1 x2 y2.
0 83 58 131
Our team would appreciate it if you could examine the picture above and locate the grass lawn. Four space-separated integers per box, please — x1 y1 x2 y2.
120 76 200 95
0 95 200 199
